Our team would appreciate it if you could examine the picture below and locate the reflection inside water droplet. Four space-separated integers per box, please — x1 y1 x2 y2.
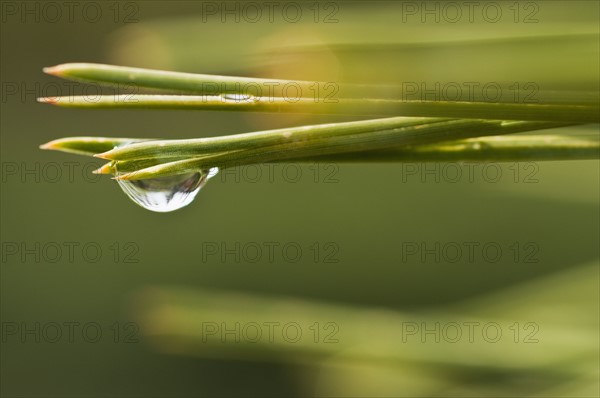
116 167 219 213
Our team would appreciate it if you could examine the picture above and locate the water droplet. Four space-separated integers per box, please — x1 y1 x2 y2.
206 167 219 179
116 167 219 213
221 94 258 103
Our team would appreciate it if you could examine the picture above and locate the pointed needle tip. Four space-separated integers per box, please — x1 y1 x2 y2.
39 141 59 150
93 164 114 175
37 96 58 105
43 65 63 76
113 172 136 181
93 152 112 160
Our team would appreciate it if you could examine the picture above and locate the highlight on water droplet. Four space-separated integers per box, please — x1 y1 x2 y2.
220 93 258 103
116 167 219 213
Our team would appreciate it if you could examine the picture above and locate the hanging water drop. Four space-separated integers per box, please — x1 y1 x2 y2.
116 167 219 213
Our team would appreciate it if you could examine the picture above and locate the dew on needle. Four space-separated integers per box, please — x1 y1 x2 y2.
220 94 258 103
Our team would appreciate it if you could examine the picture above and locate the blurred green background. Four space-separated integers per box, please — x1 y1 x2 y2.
1 1 598 397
